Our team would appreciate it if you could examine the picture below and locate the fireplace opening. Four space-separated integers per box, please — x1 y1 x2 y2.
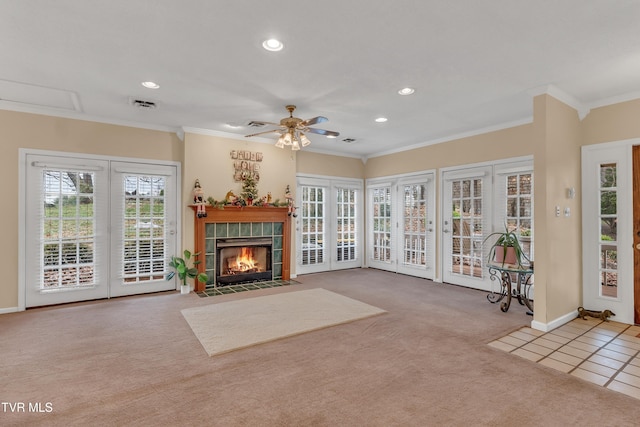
216 237 273 286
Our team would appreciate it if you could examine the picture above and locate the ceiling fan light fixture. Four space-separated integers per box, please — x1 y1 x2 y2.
326 135 337 139
300 133 311 147
247 105 336 151
262 38 284 52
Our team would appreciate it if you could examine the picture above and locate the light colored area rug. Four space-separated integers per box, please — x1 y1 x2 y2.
181 288 387 356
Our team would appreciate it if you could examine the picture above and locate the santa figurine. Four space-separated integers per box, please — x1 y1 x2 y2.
284 185 297 217
193 179 207 218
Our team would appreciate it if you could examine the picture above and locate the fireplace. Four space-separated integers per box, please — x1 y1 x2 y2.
191 206 291 292
216 237 273 286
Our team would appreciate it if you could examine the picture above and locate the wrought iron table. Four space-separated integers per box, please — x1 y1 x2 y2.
487 262 534 315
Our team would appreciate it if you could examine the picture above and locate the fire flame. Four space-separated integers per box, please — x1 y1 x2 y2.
231 247 257 272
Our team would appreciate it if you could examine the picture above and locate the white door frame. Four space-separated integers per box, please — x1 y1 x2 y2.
439 156 533 291
23 153 111 307
296 175 364 275
18 149 181 310
441 165 493 290
109 161 179 297
366 171 436 279
582 140 635 324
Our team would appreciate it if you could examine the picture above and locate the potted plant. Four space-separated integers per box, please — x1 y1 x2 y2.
483 225 529 267
166 250 208 294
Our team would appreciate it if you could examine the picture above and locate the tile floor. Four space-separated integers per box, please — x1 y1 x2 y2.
196 279 299 297
489 317 640 400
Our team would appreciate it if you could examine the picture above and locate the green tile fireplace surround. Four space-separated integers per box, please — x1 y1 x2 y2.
191 206 291 292
205 221 284 287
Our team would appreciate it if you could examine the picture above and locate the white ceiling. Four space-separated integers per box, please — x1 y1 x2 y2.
3 1 640 159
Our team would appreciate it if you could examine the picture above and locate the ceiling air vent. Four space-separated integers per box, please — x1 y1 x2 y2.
342 138 356 144
129 98 157 110
247 121 266 128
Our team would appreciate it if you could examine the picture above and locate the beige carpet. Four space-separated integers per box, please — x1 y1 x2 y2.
181 287 387 356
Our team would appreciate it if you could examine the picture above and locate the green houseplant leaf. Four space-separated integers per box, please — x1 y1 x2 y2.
166 250 208 288
483 225 530 268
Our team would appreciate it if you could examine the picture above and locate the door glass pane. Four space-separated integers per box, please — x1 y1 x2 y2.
450 179 483 278
403 184 427 267
372 187 392 262
336 188 357 262
301 186 325 265
599 163 617 297
122 175 166 283
42 169 96 289
505 173 533 262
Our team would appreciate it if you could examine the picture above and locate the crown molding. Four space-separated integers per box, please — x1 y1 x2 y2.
528 84 591 120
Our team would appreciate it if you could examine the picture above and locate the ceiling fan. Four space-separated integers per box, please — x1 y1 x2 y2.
245 105 339 150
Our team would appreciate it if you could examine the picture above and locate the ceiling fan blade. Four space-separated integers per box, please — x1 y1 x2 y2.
305 127 340 137
301 116 328 126
249 121 282 127
245 129 281 138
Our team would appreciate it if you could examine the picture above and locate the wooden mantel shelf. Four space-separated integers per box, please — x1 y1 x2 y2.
190 205 291 291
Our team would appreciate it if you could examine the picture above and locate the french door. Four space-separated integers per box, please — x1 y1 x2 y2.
25 154 110 307
442 166 492 290
23 151 179 308
366 173 436 279
296 176 362 275
582 143 634 324
110 162 178 297
441 159 533 292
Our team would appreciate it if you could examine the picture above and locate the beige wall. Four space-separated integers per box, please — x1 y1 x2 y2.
582 98 640 146
297 151 365 178
0 110 183 309
364 124 534 178
532 95 583 324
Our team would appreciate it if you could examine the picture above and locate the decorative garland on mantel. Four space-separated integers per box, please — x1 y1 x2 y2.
206 184 297 216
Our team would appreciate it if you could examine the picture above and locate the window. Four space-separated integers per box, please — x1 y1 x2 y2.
505 172 533 261
42 169 97 289
371 186 392 262
599 163 617 297
122 175 167 283
300 186 325 266
336 187 357 262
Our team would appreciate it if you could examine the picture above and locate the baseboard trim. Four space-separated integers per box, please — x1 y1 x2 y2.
531 310 578 332
0 306 20 315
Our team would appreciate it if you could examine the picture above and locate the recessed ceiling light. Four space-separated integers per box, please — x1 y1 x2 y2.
262 39 284 52
141 81 160 89
375 117 388 123
398 87 415 95
225 123 242 129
